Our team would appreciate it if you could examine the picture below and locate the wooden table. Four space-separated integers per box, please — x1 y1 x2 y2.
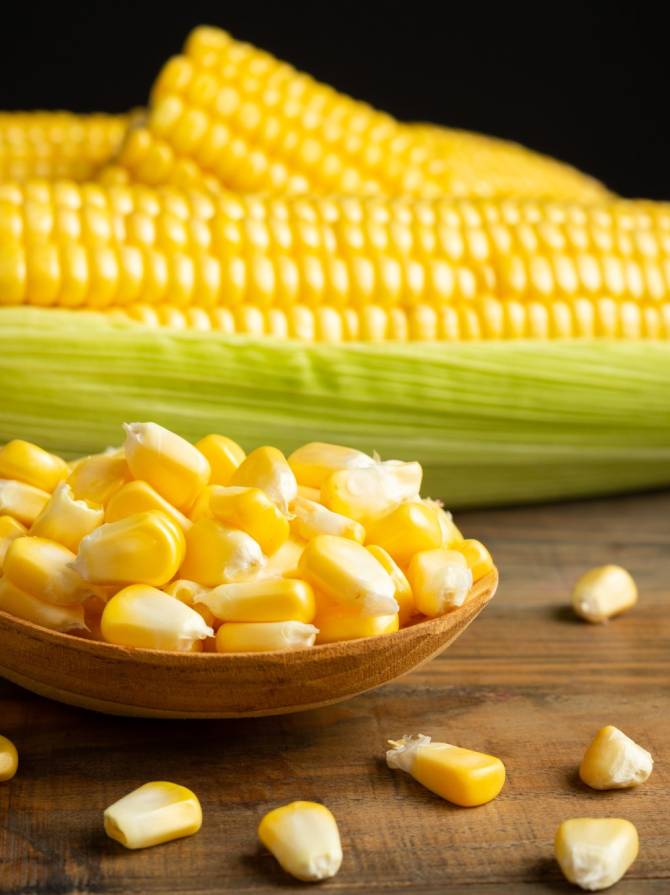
1 491 668 894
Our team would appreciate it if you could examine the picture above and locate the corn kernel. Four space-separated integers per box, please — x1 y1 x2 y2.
162 578 217 628
579 726 653 790
0 515 27 571
207 485 289 554
386 734 505 807
30 482 104 551
406 548 472 617
67 450 130 505
555 818 639 891
106 480 192 531
296 485 321 501
104 781 202 849
0 479 50 526
366 545 415 624
195 433 245 485
197 578 315 623
298 534 398 616
4 536 90 605
572 565 638 623
320 461 422 524
123 422 210 510
450 539 494 582
0 577 86 632
258 801 342 882
101 584 213 650
216 620 318 653
292 495 365 543
366 501 442 566
423 499 464 545
0 734 18 782
230 446 297 515
179 517 264 586
0 440 68 492
261 535 306 578
73 510 185 587
288 441 374 488
315 603 399 643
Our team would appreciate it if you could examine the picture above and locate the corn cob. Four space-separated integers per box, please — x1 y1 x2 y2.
107 26 607 201
0 112 129 183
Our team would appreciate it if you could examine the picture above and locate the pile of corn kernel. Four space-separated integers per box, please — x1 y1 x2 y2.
0 423 494 652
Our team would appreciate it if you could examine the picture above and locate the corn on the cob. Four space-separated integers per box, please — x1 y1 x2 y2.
258 801 342 882
579 726 653 790
0 734 18 782
104 781 202 849
554 818 639 891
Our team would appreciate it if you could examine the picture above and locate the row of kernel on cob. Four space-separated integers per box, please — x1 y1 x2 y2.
0 423 494 651
0 722 652 890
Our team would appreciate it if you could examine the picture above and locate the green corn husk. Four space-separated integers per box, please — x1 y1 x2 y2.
1 307 669 507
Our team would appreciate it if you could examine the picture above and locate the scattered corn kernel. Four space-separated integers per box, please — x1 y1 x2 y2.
73 510 185 587
288 441 374 488
298 535 398 616
196 578 315 623
572 565 638 623
30 482 104 552
123 422 210 510
66 450 130 505
230 446 297 515
0 515 27 571
0 479 50 526
179 518 264 586
258 801 342 882
207 485 289 555
216 620 318 653
106 480 191 531
579 726 653 791
101 584 213 650
406 549 473 617
315 604 399 643
366 502 443 566
555 818 639 891
0 440 68 492
104 781 202 850
366 545 415 624
0 734 18 782
321 461 422 524
195 434 245 485
292 496 365 543
0 576 86 632
450 539 495 582
386 734 505 807
3 536 90 605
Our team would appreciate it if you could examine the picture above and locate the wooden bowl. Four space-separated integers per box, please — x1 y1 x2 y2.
0 570 497 718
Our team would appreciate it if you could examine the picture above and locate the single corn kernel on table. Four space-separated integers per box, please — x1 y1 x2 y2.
0 491 668 894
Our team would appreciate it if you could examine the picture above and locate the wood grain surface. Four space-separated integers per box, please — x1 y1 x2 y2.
1 490 668 894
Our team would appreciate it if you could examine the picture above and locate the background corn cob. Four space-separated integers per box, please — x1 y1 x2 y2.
106 26 609 201
0 112 129 183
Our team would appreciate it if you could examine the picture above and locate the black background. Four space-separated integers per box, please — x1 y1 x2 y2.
1 2 667 199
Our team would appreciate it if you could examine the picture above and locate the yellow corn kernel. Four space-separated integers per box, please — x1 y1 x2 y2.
0 577 86 632
0 440 68 492
572 565 638 623
386 734 505 807
230 446 297 515
292 495 365 543
104 781 202 849
195 434 245 485
73 510 185 587
296 485 321 501
216 620 318 653
66 450 130 505
0 515 27 571
314 603 399 643
101 584 213 650
162 578 217 628
123 422 211 510
366 502 443 566
30 482 104 552
3 536 90 605
320 461 422 524
555 818 639 891
298 534 398 616
196 578 315 623
366 545 415 625
0 479 50 526
0 734 18 782
579 726 653 791
105 480 192 531
258 801 342 882
422 500 464 545
207 485 289 555
450 539 494 582
261 535 306 578
406 548 472 617
288 442 374 488
179 517 264 586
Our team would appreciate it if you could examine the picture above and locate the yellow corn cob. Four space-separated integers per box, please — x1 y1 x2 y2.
104 781 202 849
101 584 212 650
1 112 129 183
109 26 605 201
